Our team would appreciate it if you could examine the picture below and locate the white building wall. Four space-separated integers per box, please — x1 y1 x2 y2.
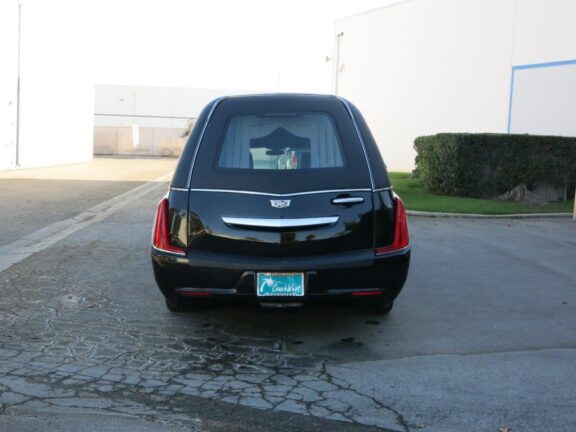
508 0 576 136
0 1 19 170
336 0 576 171
94 85 249 129
93 85 249 157
0 0 93 170
512 0 576 65
510 63 576 137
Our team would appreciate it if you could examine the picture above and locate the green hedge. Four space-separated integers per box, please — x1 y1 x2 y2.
413 133 576 198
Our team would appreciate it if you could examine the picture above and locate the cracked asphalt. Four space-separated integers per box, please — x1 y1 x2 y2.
0 158 575 431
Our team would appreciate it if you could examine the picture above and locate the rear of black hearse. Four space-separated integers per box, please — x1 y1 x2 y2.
152 94 410 313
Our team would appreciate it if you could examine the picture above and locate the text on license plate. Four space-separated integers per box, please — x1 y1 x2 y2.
256 272 305 297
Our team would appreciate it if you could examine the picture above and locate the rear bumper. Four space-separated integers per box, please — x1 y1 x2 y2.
151 247 410 303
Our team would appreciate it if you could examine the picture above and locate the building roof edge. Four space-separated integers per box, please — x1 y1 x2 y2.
335 0 421 23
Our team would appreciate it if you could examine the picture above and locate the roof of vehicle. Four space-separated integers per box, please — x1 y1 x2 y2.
218 92 340 98
207 93 347 104
170 93 391 190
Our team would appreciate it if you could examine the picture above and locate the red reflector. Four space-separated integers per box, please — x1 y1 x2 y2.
152 198 187 255
179 291 212 297
352 291 382 297
375 195 409 255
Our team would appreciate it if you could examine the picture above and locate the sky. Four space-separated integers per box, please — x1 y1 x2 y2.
0 0 400 168
83 0 399 93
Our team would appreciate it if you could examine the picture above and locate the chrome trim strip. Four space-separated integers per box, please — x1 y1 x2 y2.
173 187 391 194
151 245 187 257
222 216 339 228
189 188 371 197
374 245 410 258
331 197 365 204
186 97 228 189
175 288 237 295
337 97 376 190
259 302 303 308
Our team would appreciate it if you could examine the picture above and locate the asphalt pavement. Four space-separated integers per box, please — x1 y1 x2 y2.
0 156 176 246
0 157 575 432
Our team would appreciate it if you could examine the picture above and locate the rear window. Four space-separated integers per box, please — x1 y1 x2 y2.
189 96 372 194
217 113 344 170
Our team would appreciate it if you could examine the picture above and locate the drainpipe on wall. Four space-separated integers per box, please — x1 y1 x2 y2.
333 32 344 95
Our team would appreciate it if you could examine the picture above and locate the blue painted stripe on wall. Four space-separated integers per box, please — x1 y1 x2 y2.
506 68 517 134
507 59 576 133
513 59 576 71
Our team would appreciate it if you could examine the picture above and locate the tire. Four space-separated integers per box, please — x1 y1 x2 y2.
154 264 192 312
357 299 394 315
165 297 189 313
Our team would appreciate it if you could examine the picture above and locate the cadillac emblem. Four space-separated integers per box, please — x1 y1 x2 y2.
270 199 291 209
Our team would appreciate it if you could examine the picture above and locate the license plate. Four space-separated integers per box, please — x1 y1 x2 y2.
256 272 305 297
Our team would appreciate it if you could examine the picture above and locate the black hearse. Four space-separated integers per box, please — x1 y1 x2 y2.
151 94 410 313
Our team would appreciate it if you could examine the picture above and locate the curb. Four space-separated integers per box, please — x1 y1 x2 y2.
406 210 573 219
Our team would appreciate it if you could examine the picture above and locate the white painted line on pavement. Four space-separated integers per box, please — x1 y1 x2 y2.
0 173 172 274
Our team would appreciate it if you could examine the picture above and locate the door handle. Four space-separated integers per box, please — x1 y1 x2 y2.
331 197 365 205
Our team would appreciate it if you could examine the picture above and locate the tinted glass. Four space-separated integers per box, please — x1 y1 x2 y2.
190 95 372 194
217 113 344 170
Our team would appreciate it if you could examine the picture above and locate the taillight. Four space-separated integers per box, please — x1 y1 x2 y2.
152 197 187 256
352 290 382 297
374 196 409 255
179 291 212 297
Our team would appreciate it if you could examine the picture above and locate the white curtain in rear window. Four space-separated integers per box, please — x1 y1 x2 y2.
218 114 344 169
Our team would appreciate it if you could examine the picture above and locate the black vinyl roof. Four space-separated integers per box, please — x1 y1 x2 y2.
171 93 390 191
